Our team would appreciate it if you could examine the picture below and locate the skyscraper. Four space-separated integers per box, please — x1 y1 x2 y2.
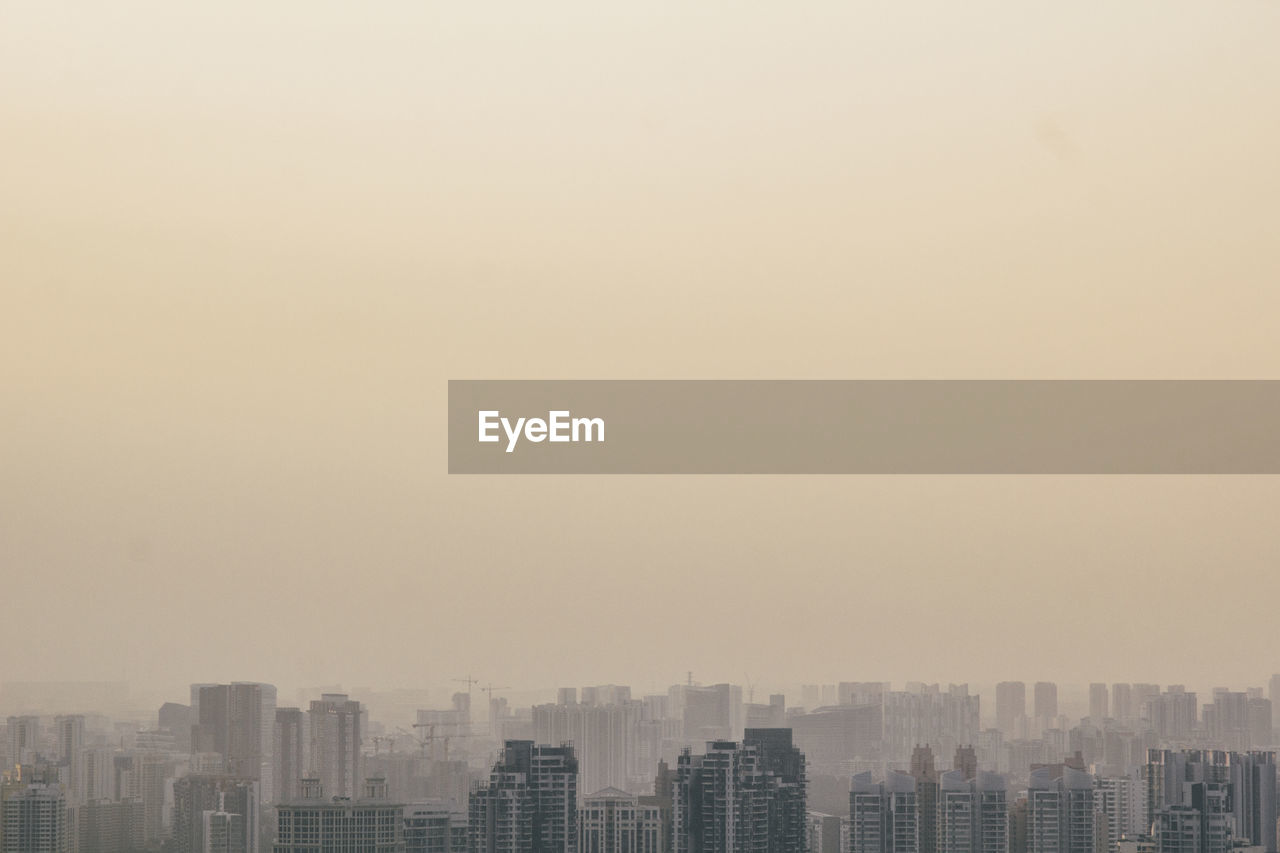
936 770 1009 853
677 685 743 744
172 775 259 853
1028 766 1095 853
881 685 980 766
52 716 84 805
2 782 67 853
74 798 144 853
1088 686 1109 722
192 683 277 803
953 746 978 780
1094 775 1145 853
1111 686 1133 724
272 708 306 804
742 729 806 853
673 733 806 853
909 746 937 853
996 683 1026 736
308 694 362 801
1144 749 1276 853
533 699 643 797
159 703 194 754
1143 688 1197 742
469 740 579 853
847 771 918 853
6 718 40 771
1033 684 1058 724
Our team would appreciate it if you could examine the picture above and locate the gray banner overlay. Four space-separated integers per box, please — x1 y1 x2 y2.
448 381 1280 474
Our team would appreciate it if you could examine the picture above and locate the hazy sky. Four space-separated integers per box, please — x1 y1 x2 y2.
3 2 1280 704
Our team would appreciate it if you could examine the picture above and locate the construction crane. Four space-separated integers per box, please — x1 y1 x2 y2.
408 722 474 763
368 734 396 755
453 675 480 711
481 683 511 735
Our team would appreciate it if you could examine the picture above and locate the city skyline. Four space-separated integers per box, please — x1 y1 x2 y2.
10 673 1280 851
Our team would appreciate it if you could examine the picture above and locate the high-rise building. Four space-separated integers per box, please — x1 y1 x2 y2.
953 746 978 780
172 775 259 853
742 729 806 853
1095 776 1145 853
1144 749 1276 853
74 747 114 804
996 683 1027 736
159 703 193 754
909 746 937 853
806 811 841 853
52 717 82 767
6 718 41 772
2 782 67 853
936 770 1009 853
881 685 980 766
273 777 403 852
308 694 362 801
675 685 743 744
113 750 171 846
638 760 674 853
1033 684 1058 724
577 788 663 853
1143 689 1197 742
73 798 144 853
272 709 306 804
1151 806 1203 853
847 771 918 853
1204 693 1250 750
51 717 84 806
1027 766 1095 853
789 705 883 778
1089 686 1109 722
192 683 277 803
1111 686 1133 725
1131 687 1160 720
533 701 644 798
469 740 578 853
673 733 807 853
201 809 246 853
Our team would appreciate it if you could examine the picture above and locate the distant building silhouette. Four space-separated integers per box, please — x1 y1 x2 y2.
996 683 1027 736
272 708 306 804
308 694 362 801
192 683 276 803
